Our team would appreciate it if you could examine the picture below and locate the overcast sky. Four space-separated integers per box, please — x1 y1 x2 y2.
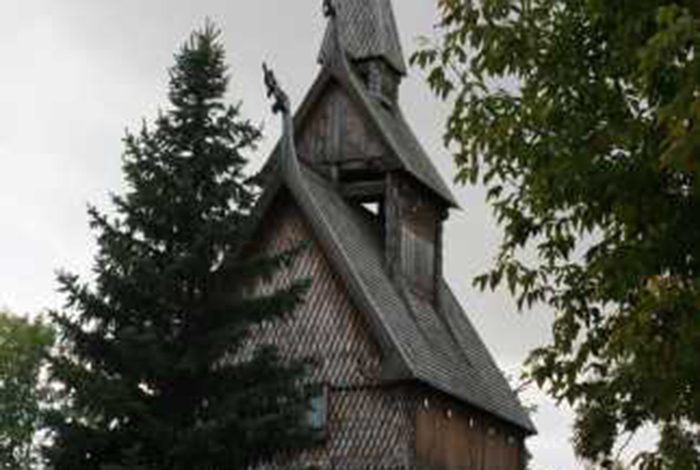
0 1 644 468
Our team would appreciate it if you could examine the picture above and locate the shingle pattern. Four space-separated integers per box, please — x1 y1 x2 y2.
277 164 536 433
320 0 407 75
259 0 535 433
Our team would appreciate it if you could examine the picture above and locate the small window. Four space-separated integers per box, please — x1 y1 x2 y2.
305 386 328 439
362 202 380 215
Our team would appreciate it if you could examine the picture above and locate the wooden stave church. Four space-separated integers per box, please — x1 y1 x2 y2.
246 1 537 469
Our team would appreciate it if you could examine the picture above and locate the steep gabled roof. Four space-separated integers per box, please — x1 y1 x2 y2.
265 42 459 208
319 0 407 75
262 0 458 207
257 93 533 431
255 3 534 434
258 161 535 434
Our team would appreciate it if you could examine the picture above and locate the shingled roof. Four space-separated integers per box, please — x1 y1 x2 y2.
265 0 459 208
295 168 535 433
258 149 535 433
319 0 407 75
259 87 535 437
255 0 536 435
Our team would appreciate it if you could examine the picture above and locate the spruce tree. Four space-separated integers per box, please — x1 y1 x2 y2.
46 24 313 470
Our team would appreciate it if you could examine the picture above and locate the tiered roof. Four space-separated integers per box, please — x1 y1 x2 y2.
258 0 536 434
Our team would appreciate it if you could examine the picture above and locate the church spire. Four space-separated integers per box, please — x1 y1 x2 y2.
318 0 351 74
318 0 407 76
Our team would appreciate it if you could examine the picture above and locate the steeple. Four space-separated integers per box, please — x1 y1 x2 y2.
319 0 406 74
319 0 406 102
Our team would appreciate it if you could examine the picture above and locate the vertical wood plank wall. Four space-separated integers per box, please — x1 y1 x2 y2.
297 84 388 170
246 194 414 470
392 175 441 300
415 391 523 470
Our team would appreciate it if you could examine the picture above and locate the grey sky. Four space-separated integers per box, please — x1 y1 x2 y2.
0 1 617 468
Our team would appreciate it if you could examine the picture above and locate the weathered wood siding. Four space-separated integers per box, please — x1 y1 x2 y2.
247 193 415 470
297 83 389 174
386 174 442 301
415 391 524 470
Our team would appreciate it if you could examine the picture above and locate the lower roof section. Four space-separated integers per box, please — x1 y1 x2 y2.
262 162 536 434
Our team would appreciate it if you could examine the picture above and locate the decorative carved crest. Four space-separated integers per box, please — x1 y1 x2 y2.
262 62 289 115
323 0 337 18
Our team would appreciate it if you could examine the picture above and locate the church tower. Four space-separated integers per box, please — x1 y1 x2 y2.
250 1 536 469
319 0 406 103
294 0 458 308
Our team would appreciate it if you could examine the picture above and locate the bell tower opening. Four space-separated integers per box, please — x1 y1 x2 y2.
354 60 401 105
385 173 447 305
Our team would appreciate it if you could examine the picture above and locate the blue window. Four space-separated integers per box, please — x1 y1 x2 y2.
306 386 328 438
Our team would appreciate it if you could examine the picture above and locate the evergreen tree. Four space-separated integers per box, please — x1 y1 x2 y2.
46 24 313 470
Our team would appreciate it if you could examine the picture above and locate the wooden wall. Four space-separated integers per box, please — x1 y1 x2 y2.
297 83 389 175
415 390 524 470
246 193 415 470
386 174 443 301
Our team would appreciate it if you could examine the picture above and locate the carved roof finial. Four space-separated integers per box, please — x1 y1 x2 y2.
263 62 301 179
323 0 337 18
263 62 289 115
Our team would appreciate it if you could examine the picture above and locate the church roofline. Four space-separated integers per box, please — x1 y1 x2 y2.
246 159 536 434
261 55 460 208
252 61 532 428
318 0 408 75
244 4 533 433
